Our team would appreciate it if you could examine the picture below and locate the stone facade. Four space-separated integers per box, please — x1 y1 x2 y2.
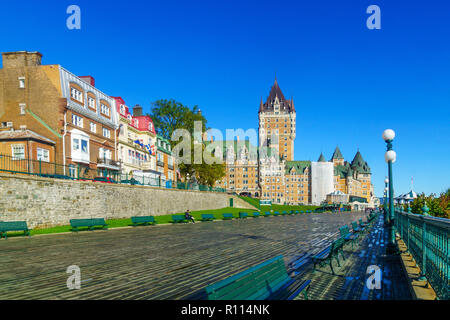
0 173 254 229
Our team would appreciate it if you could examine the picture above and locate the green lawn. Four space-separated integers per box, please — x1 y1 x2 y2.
2 204 324 238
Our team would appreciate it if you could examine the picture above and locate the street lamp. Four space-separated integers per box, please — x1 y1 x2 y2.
384 182 389 225
383 129 398 254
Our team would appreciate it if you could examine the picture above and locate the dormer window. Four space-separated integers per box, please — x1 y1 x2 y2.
100 103 110 116
71 87 83 103
148 122 153 131
120 105 126 115
134 119 139 127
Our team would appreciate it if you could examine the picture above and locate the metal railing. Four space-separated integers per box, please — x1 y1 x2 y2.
0 153 226 193
395 209 450 299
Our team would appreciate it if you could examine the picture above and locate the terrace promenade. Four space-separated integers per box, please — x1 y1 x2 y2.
0 211 412 300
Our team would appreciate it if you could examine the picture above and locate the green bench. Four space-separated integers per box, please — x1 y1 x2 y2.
0 221 31 239
311 237 345 275
70 218 108 232
131 216 156 226
339 225 359 249
200 214 215 221
239 212 248 219
252 212 260 218
205 255 311 300
222 213 234 220
264 212 271 217
351 221 363 234
170 215 189 223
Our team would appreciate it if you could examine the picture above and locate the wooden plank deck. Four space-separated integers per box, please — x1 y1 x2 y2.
0 211 411 300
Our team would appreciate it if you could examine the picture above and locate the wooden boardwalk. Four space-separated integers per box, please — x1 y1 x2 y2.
0 211 411 300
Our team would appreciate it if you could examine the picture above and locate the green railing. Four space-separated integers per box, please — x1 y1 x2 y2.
0 154 226 193
395 209 450 299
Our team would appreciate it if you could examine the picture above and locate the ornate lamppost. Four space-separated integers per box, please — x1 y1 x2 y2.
382 129 398 254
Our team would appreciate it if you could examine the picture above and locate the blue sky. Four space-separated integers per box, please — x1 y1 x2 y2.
1 0 449 197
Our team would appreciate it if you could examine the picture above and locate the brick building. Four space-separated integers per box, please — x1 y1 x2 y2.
0 51 119 178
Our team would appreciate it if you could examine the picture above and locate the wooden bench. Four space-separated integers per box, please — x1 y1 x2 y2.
239 212 248 219
200 214 215 221
0 221 31 239
205 255 311 300
70 218 108 232
131 216 156 226
311 237 345 275
222 213 234 220
339 225 359 249
252 212 260 218
264 212 271 217
170 215 189 223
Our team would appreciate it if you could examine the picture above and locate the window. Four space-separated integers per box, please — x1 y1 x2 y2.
90 122 96 133
11 144 25 160
102 128 110 138
70 87 83 103
72 114 83 128
101 103 110 116
120 105 126 115
19 77 25 88
168 157 173 166
148 122 153 131
37 148 50 162
88 97 96 109
19 103 26 115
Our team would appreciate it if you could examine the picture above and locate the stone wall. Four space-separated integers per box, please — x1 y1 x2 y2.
0 173 256 228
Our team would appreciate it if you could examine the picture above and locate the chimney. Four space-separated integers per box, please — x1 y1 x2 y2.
237 135 240 142
2 51 42 68
79 76 95 87
133 104 143 117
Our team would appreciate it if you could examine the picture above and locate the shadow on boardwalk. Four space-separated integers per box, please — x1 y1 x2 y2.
0 212 411 300
291 216 412 300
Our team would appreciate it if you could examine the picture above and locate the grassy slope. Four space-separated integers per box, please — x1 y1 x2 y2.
5 204 322 238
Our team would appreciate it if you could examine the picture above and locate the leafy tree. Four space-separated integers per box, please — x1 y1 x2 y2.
148 99 225 187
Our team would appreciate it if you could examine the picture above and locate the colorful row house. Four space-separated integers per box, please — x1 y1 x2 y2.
0 51 176 186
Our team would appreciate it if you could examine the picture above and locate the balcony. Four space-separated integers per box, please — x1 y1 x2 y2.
157 160 164 167
97 157 120 170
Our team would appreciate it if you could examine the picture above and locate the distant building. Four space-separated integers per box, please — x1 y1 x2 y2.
215 79 376 206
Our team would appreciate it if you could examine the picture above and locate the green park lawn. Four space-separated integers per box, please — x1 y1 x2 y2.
4 203 321 238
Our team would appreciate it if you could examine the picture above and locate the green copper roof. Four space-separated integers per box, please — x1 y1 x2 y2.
331 146 344 160
285 161 311 175
318 153 326 162
350 151 371 174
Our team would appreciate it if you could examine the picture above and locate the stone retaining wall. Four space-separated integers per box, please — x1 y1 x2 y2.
0 173 255 228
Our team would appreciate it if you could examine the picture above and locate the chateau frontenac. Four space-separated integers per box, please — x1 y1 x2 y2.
215 80 376 207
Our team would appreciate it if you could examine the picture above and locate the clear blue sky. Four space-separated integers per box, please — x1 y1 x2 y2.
1 0 449 197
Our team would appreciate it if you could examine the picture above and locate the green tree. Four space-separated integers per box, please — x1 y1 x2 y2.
148 99 225 187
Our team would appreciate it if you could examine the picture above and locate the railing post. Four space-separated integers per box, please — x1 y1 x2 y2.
418 205 429 282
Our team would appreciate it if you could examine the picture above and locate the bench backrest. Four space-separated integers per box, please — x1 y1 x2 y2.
132 216 155 223
264 212 271 216
339 225 350 237
91 218 106 226
222 213 233 218
70 219 95 227
201 214 215 219
253 212 260 217
331 237 345 254
351 221 359 230
0 221 28 231
274 211 280 215
239 212 248 218
205 255 289 300
172 215 186 221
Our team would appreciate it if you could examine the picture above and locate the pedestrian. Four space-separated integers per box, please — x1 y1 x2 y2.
185 209 195 223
